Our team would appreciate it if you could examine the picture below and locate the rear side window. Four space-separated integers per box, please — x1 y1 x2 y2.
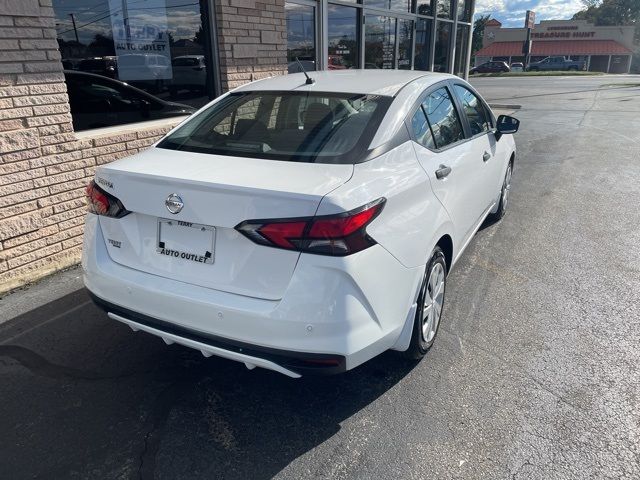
158 91 391 164
453 85 491 136
410 107 436 149
422 87 464 149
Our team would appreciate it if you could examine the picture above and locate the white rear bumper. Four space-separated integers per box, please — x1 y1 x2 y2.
82 214 422 374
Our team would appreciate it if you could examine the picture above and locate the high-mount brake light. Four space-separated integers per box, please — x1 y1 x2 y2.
235 198 385 256
85 180 130 218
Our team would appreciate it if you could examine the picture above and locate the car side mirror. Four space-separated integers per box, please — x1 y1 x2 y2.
495 114 520 140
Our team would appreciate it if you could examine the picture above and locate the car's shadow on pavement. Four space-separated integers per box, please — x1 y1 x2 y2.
0 288 419 480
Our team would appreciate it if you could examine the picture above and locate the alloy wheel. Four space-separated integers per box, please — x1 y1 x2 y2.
422 262 445 343
502 165 512 212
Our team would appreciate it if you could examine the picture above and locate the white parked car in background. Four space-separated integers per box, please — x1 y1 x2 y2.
169 55 207 96
82 70 519 377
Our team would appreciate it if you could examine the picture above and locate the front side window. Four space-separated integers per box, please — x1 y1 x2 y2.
158 91 392 164
422 87 464 149
453 85 491 136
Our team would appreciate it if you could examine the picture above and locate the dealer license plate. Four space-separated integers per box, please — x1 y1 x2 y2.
156 219 215 265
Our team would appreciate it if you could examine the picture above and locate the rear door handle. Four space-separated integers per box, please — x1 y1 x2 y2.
435 164 451 179
483 151 491 162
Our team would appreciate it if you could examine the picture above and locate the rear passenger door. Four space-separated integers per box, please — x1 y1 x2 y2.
409 84 490 247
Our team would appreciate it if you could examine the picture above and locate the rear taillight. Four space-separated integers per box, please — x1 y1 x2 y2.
85 180 129 218
236 198 385 256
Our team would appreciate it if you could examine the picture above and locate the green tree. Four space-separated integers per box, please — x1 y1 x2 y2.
471 14 492 55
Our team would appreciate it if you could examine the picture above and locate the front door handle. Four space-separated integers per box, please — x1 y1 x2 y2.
435 164 451 179
483 151 492 162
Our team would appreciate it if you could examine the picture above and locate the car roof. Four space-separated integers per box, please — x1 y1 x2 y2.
234 70 454 96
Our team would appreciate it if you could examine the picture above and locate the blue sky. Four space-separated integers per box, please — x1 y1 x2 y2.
475 0 586 27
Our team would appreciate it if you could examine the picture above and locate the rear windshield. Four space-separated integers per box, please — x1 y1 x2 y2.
157 91 392 164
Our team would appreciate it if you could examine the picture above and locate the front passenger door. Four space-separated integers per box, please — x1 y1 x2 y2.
452 84 500 210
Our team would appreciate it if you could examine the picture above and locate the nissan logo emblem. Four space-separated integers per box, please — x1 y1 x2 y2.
165 193 184 214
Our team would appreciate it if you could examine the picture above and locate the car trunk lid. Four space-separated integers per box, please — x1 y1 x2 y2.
95 147 353 300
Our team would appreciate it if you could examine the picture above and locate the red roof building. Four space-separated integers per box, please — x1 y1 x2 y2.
475 19 634 73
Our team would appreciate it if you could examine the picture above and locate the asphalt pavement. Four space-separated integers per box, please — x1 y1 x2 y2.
1 75 639 480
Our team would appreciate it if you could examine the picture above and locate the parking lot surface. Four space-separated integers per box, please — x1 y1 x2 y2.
1 75 639 479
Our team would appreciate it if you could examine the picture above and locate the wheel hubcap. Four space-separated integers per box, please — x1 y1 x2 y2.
422 262 445 343
502 166 512 211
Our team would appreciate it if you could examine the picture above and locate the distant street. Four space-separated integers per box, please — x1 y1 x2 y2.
1 74 640 479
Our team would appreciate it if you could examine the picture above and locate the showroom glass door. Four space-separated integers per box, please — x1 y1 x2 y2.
397 18 414 69
364 15 397 69
286 1 317 73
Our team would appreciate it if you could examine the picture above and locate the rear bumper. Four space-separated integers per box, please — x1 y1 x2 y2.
88 291 345 376
82 214 423 375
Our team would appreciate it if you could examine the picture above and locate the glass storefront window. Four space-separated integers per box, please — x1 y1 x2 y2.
286 2 316 73
54 0 210 131
436 0 454 19
414 17 432 71
458 0 472 22
365 0 412 13
398 19 413 70
454 24 470 76
415 1 432 16
328 4 359 69
434 21 452 73
364 15 397 69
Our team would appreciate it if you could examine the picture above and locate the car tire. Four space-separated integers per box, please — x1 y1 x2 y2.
403 247 447 360
489 161 513 222
529 67 538 72
568 66 578 71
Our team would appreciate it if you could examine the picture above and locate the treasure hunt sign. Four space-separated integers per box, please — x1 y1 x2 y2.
109 0 173 81
532 26 596 40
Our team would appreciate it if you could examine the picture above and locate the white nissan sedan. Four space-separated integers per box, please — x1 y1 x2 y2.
82 70 519 377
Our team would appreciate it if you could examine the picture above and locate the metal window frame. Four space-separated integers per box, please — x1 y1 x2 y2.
308 0 473 77
286 0 321 69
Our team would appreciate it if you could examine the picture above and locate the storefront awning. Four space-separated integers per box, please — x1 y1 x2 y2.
475 40 633 57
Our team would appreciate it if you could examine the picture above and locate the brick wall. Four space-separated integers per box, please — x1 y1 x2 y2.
215 0 288 91
0 0 180 294
0 0 290 294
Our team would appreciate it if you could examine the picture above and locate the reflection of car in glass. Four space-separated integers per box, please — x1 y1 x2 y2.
64 70 195 131
169 55 207 96
287 60 316 74
328 55 348 70
510 62 524 72
83 70 519 377
78 56 118 78
470 61 510 74
116 54 172 91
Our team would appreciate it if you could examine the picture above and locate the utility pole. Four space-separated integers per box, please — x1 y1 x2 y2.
69 13 79 43
523 10 535 70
